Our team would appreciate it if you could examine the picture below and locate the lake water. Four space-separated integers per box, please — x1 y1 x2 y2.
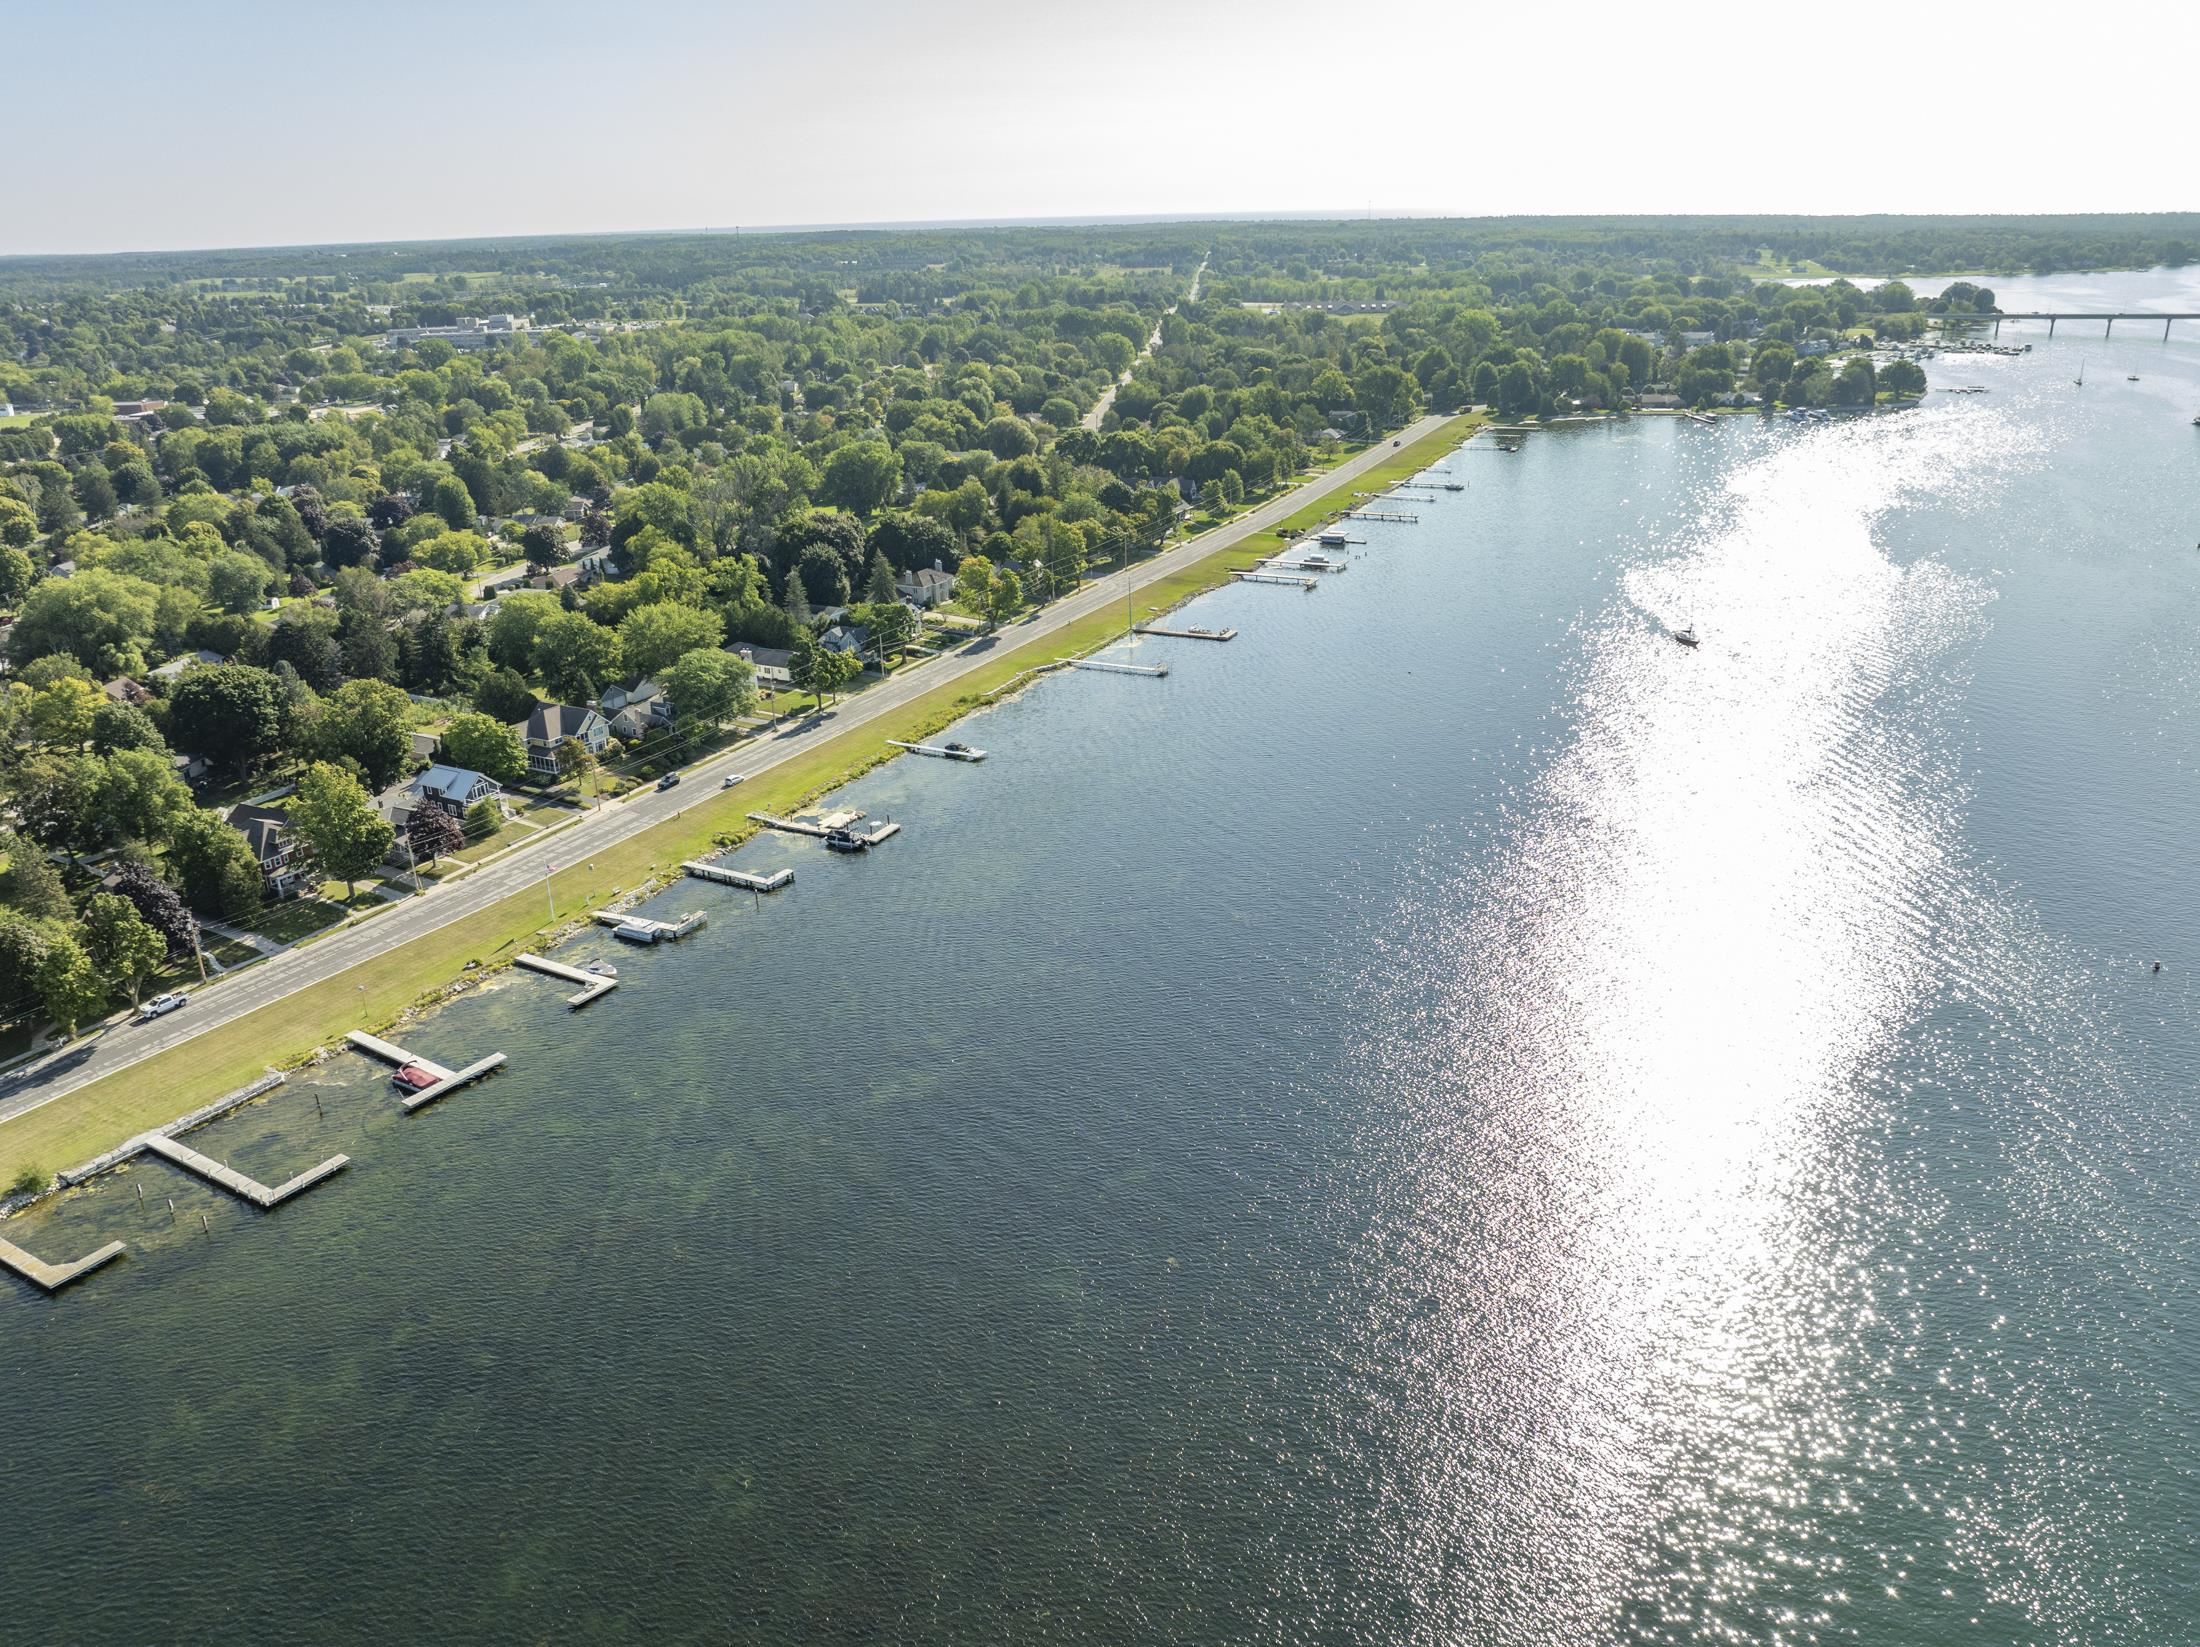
7 273 2200 1644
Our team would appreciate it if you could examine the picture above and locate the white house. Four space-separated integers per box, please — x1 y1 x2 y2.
895 566 956 608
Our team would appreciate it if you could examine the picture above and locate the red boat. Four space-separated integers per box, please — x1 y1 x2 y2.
391 1064 439 1093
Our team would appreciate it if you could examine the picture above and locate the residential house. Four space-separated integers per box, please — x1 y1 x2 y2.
225 802 313 899
527 565 582 593
600 679 671 741
895 566 956 608
151 648 227 680
102 677 151 707
562 495 591 521
521 703 610 779
736 645 792 689
819 623 870 659
409 763 502 817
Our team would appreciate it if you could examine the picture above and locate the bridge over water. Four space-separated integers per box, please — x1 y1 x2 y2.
1945 312 2200 338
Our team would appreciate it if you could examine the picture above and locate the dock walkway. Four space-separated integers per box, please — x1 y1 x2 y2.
593 910 706 943
345 1031 506 1110
1134 625 1236 642
399 1055 508 1113
514 952 617 1007
749 812 903 846
1069 658 1168 677
1232 570 1318 589
682 861 793 892
887 740 987 762
143 1132 349 1209
0 1234 126 1293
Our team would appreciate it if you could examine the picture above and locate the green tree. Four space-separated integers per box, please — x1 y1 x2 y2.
818 440 903 516
94 746 191 843
8 569 160 676
617 601 725 679
207 549 276 613
661 647 756 730
167 664 284 777
439 711 529 785
985 566 1025 629
84 892 166 1006
533 611 623 703
473 666 539 725
486 591 563 672
0 830 70 920
290 761 393 900
1879 358 1927 398
788 633 857 709
865 550 898 604
166 806 266 920
956 552 995 616
427 473 478 531
315 677 414 787
34 930 108 1037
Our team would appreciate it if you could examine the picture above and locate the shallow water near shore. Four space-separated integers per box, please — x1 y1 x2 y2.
6 273 2200 1644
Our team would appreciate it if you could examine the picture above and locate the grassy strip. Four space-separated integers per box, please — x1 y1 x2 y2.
0 416 1480 1182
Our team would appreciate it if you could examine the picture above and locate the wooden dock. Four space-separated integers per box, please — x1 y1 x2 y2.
143 1133 350 1209
1070 658 1169 677
595 909 707 944
346 1030 508 1110
0 1234 126 1294
1232 570 1318 589
399 1054 509 1113
347 1031 451 1081
1134 625 1236 642
1347 509 1418 523
887 739 987 762
1260 556 1347 573
682 861 793 892
515 952 617 1007
749 811 900 846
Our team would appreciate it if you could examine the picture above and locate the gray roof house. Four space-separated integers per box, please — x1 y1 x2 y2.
224 802 312 899
600 679 670 740
409 764 503 816
895 566 956 608
521 703 610 779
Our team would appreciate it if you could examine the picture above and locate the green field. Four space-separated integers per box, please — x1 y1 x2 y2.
0 417 1479 1184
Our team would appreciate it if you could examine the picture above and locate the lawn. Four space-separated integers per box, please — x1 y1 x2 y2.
0 415 1480 1184
237 896 349 945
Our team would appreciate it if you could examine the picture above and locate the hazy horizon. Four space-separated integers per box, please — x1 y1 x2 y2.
9 0 2194 258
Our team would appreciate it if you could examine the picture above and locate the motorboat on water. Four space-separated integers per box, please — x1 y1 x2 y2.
1442 482 1466 491
823 828 868 854
391 1063 439 1093
584 960 618 978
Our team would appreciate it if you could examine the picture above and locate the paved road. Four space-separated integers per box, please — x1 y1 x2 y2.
1083 259 1205 432
0 413 1448 1126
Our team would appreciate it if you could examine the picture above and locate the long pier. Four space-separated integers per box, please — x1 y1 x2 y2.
1347 510 1418 523
514 952 618 1007
1069 657 1169 677
0 1233 126 1293
1232 570 1318 589
1134 625 1236 641
681 861 793 892
398 1055 508 1113
1261 556 1347 573
143 1132 349 1209
887 739 988 761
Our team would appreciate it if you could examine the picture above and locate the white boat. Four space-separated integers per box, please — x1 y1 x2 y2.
1673 623 1699 649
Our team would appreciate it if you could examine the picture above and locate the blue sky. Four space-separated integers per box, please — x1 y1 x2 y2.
5 0 2192 255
